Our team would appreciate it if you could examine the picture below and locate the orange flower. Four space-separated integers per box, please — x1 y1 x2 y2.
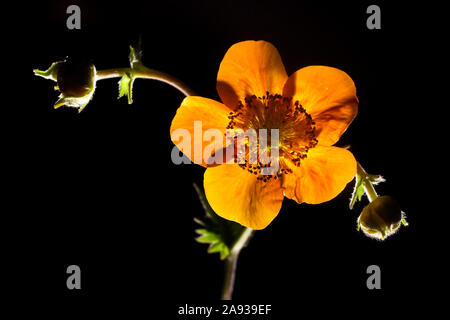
171 40 358 230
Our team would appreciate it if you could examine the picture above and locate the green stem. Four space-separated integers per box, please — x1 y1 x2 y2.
221 228 254 300
222 253 239 301
357 162 378 202
96 65 195 97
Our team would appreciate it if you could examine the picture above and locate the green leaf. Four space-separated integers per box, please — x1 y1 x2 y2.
118 72 135 104
129 45 141 66
219 247 230 260
193 183 246 260
349 174 364 209
357 182 365 202
195 229 220 243
195 228 230 260
349 170 386 209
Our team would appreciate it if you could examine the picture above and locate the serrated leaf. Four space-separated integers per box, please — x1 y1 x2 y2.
195 229 220 244
207 242 230 260
195 229 231 260
350 169 386 209
207 242 223 253
118 72 135 104
357 183 365 201
350 174 364 209
129 45 141 66
219 247 230 260
193 183 246 260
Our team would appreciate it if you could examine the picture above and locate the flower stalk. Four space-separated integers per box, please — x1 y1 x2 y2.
96 45 195 98
34 45 195 112
356 162 378 202
95 65 195 97
221 228 253 300
194 183 255 300
352 161 408 239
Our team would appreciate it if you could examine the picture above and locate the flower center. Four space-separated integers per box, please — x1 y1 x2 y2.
226 92 318 182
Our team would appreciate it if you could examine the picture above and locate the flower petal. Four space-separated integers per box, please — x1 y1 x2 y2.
204 164 284 230
283 66 358 146
217 40 288 109
170 96 231 167
282 146 356 204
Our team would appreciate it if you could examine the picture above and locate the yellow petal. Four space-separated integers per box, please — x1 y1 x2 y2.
217 40 288 109
283 66 358 146
282 146 356 204
204 164 284 229
170 96 231 167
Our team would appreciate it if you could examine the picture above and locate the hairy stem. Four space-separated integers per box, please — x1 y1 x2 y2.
221 253 239 300
96 65 195 97
221 228 254 300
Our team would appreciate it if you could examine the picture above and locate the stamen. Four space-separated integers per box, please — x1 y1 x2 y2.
225 93 317 182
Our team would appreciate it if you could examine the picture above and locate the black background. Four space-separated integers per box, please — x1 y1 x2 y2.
4 0 443 317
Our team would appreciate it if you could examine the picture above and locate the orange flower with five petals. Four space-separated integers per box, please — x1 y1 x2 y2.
170 40 358 230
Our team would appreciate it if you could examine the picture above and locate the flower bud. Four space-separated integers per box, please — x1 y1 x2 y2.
357 195 405 240
34 58 96 112
56 59 96 98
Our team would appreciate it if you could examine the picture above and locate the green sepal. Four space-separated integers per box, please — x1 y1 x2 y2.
193 183 246 260
54 91 94 113
33 61 64 81
118 72 135 104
